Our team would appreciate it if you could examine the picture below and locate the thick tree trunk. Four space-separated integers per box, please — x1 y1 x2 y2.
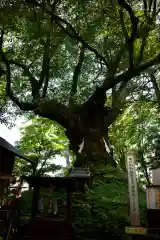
35 89 118 171
65 106 117 171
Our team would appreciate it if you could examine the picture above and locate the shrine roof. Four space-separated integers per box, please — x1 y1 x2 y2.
0 137 35 164
22 173 90 190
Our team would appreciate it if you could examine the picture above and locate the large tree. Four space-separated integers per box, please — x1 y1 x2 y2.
0 0 160 169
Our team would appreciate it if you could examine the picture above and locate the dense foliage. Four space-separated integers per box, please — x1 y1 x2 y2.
14 116 68 176
72 165 146 240
1 0 160 239
109 100 160 185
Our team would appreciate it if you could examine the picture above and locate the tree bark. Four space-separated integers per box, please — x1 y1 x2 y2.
64 104 117 171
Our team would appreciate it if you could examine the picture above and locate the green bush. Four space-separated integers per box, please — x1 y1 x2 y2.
19 165 146 240
72 165 146 240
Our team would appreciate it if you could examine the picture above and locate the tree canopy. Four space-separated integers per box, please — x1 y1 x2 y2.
0 1 160 116
1 0 160 165
0 2 160 238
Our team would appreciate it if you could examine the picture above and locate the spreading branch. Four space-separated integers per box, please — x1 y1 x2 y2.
5 55 71 128
150 72 160 104
143 0 148 19
85 51 160 109
0 28 4 49
112 86 116 107
39 38 50 89
119 8 128 40
118 0 138 41
108 44 126 77
137 36 147 64
143 0 157 22
2 55 36 111
42 56 50 98
39 3 54 97
149 0 154 13
118 0 138 69
39 36 50 98
50 15 108 66
34 98 71 129
83 43 127 109
70 44 85 99
0 29 70 128
0 29 36 110
103 52 160 91
0 26 71 132
152 0 157 20
0 28 6 78
112 81 128 108
8 59 40 99
29 0 108 67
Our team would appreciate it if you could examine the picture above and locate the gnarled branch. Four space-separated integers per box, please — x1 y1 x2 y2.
150 72 160 104
39 4 53 96
5 55 71 128
103 51 160 91
118 0 138 41
39 38 50 90
3 56 36 111
0 27 70 130
70 44 85 100
49 14 108 66
39 36 50 98
152 0 157 20
112 81 128 108
30 1 108 67
119 8 128 41
8 59 40 99
83 43 126 109
143 0 157 22
143 0 148 19
137 36 147 64
0 28 4 50
34 98 71 129
42 57 50 98
86 50 160 109
118 0 138 69
0 29 36 110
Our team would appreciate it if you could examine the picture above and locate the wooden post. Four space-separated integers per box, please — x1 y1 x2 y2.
31 185 39 217
67 187 72 240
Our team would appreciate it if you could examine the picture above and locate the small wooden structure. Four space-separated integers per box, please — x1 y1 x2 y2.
17 167 90 240
0 136 35 198
0 137 34 178
0 137 35 239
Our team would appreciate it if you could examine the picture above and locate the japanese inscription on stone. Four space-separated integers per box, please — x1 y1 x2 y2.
126 151 140 226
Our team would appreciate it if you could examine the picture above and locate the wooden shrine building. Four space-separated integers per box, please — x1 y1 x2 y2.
0 137 34 180
16 168 90 240
0 137 35 239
